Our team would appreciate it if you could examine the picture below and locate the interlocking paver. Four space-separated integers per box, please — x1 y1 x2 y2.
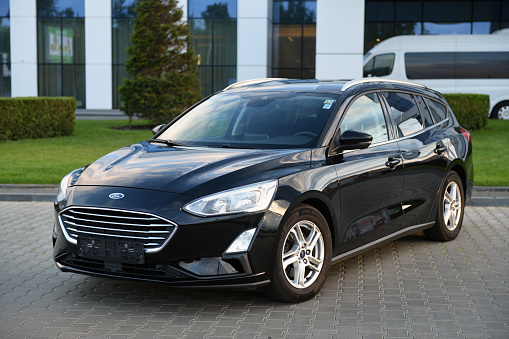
0 202 508 338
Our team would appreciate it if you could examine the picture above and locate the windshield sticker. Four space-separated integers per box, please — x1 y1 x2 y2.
323 99 336 109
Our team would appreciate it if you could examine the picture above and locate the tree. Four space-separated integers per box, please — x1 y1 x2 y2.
119 0 202 124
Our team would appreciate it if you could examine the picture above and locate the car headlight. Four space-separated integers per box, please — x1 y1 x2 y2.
56 167 85 202
183 180 278 217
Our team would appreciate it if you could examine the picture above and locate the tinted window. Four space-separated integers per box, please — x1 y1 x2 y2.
363 53 395 77
383 92 423 137
405 52 455 79
415 95 434 127
340 93 388 144
426 98 448 122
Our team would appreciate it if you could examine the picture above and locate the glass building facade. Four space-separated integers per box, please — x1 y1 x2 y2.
0 0 10 97
112 0 136 109
37 0 86 107
188 0 237 96
272 0 316 79
365 0 509 53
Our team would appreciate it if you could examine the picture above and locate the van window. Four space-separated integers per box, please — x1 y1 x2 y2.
383 92 424 137
425 99 448 122
363 53 395 77
405 52 509 79
415 95 434 127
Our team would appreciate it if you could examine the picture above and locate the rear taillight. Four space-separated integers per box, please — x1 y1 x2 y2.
461 128 471 143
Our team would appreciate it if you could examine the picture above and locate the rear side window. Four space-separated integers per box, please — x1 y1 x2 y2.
425 98 448 122
415 95 434 127
363 53 395 77
383 92 424 137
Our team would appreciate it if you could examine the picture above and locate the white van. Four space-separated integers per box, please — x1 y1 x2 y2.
363 32 509 119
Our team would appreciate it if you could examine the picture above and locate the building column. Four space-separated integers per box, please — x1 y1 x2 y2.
10 0 38 97
85 1 112 109
237 0 271 81
316 0 364 79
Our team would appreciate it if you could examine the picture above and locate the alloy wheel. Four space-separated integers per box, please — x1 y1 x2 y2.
443 181 462 231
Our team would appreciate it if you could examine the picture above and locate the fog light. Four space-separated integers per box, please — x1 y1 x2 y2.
225 228 256 254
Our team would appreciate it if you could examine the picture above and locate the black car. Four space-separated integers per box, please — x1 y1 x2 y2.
53 78 473 302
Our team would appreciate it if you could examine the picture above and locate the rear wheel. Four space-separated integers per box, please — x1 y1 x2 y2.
424 172 464 241
491 101 509 120
264 204 332 302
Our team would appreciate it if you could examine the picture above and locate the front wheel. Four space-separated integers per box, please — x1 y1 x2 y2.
264 204 332 302
424 172 464 241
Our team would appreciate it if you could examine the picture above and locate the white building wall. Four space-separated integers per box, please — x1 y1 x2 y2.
10 0 38 97
316 0 364 79
85 1 112 109
237 0 271 81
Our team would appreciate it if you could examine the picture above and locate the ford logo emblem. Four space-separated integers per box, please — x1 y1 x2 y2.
109 193 125 200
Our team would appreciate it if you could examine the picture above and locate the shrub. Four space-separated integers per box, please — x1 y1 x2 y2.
443 93 489 130
0 97 76 141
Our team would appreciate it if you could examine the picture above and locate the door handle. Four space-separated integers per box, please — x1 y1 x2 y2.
434 143 447 155
385 157 401 170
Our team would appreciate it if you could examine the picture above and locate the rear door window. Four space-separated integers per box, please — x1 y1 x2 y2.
415 95 434 127
425 98 448 122
383 92 424 137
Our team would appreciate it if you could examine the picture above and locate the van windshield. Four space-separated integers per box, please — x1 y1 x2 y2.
156 91 339 149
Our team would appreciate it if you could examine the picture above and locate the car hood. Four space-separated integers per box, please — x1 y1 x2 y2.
76 141 312 196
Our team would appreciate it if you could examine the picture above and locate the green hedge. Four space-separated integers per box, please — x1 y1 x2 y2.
443 93 489 130
0 97 76 141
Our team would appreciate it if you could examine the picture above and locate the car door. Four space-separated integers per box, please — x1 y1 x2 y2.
381 91 449 226
331 92 405 254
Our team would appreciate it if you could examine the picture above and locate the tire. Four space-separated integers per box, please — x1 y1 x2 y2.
424 172 464 242
264 204 332 302
491 101 509 120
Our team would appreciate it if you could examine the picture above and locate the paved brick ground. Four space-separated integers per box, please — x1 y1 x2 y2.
0 202 508 339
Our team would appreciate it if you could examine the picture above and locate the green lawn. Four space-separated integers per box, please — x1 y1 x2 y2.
0 119 507 186
0 120 152 184
470 119 509 186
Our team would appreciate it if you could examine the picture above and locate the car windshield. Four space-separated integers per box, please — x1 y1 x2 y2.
156 91 340 149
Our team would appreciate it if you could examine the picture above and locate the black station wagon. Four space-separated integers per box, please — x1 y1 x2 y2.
53 78 473 302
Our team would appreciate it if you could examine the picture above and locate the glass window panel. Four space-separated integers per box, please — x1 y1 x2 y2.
473 21 500 34
213 20 237 66
423 1 472 22
363 58 374 77
189 0 236 19
38 0 85 18
415 95 434 127
395 1 421 22
365 0 394 22
426 98 448 122
364 22 394 53
503 1 509 21
394 22 422 35
38 64 62 97
302 25 316 69
190 19 213 66
274 1 317 24
405 52 455 79
213 65 236 92
113 64 130 109
457 52 509 79
0 0 8 17
474 1 501 21
383 92 423 137
0 18 9 62
423 22 472 35
112 18 134 64
302 68 315 79
197 65 213 97
62 19 85 64
272 68 302 79
502 21 509 29
1 62 10 97
112 0 137 18
273 25 302 69
341 93 388 144
62 64 85 107
372 53 395 76
38 19 63 63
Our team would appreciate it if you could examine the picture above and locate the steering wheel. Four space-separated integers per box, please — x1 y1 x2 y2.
294 131 318 138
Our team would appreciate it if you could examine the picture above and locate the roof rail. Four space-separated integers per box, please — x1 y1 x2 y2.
341 78 427 91
223 78 287 91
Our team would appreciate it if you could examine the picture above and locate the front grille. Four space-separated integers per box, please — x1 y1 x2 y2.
59 207 177 253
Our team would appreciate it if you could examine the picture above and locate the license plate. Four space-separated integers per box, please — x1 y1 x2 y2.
78 237 145 264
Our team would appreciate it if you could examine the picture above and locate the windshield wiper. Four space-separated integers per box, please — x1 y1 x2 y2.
150 139 186 147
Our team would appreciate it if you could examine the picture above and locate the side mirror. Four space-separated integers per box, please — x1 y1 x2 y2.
330 130 373 154
152 124 166 135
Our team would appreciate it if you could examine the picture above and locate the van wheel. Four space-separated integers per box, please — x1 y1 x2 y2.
491 101 509 120
264 204 332 303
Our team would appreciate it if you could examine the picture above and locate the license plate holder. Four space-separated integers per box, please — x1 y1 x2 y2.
78 237 145 264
